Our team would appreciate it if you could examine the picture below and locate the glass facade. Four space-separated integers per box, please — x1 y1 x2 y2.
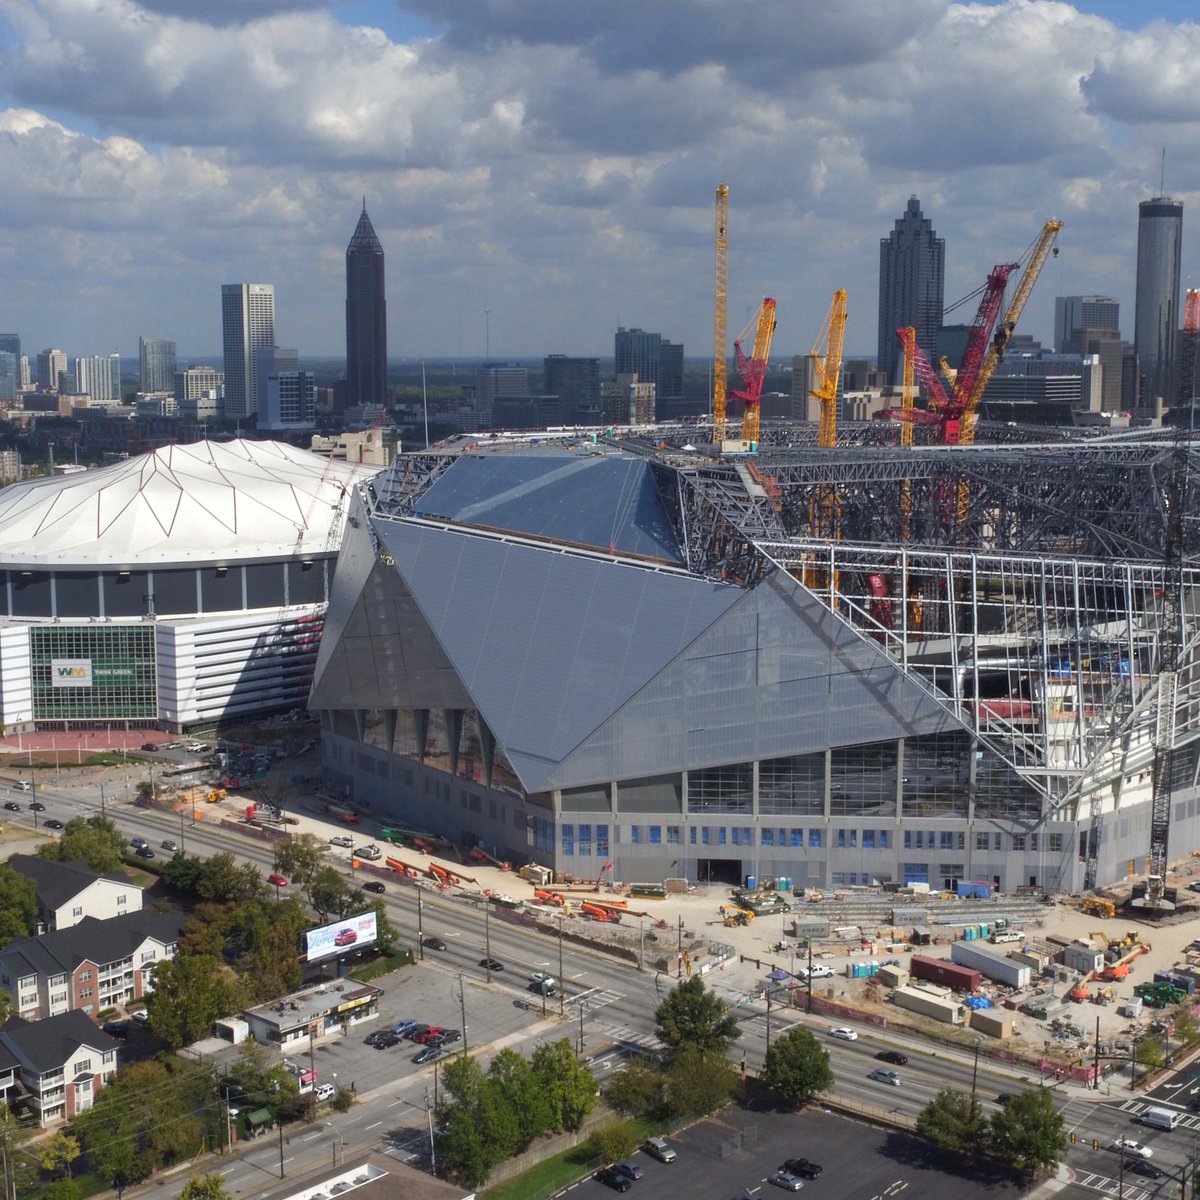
30 625 156 722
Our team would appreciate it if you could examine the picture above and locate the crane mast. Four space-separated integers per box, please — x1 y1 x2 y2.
811 289 848 448
734 297 777 445
712 184 730 446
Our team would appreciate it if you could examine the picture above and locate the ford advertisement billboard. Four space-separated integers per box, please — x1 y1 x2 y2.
305 911 377 962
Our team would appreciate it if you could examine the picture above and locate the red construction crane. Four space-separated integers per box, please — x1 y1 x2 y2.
732 297 776 445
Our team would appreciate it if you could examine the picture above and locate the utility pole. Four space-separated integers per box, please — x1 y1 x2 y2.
458 974 468 1055
99 782 105 817
677 915 684 978
806 938 813 1014
578 1002 586 1057
417 889 425 961
765 987 772 1052
558 918 566 1017
1094 1015 1102 1089
971 1037 982 1102
278 1119 285 1179
638 916 645 971
308 1028 318 1120
425 1088 436 1174
484 902 492 983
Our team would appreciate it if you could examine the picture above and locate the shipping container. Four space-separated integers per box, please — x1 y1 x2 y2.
957 881 995 899
951 941 1033 988
876 965 909 988
911 955 982 992
970 1010 1014 1038
893 985 966 1024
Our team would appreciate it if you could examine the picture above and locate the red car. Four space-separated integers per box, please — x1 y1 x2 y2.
334 928 358 947
413 1026 446 1044
267 873 288 887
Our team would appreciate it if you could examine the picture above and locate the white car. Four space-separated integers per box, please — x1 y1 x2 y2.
329 835 354 848
829 1027 858 1041
314 1082 336 1102
806 964 835 979
1110 1140 1153 1159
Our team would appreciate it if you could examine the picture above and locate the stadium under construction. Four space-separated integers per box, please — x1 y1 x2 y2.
310 419 1200 897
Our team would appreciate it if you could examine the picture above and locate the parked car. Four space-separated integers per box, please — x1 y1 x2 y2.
370 1032 401 1049
479 957 504 971
390 1020 418 1036
415 1026 446 1044
781 1159 822 1180
161 839 179 852
364 1030 394 1047
362 881 386 893
334 928 357 946
3 802 20 812
436 1029 462 1044
868 1069 902 1087
329 834 354 847
44 818 64 830
643 1137 676 1163
421 936 447 951
140 743 159 751
405 1025 431 1042
806 964 835 979
876 1050 908 1066
1110 1140 1153 1159
131 1010 149 1024
594 1167 632 1193
135 846 155 859
103 1022 130 1039
768 1170 805 1192
828 1027 858 1041
267 873 289 887
130 836 149 849
613 1161 644 1182
314 1082 336 1102
14 781 32 792
412 1045 442 1065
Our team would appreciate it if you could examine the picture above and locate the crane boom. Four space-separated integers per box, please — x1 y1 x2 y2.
712 184 730 446
811 289 848 448
733 297 776 445
952 262 1019 409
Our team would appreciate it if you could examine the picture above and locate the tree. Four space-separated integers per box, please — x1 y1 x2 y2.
364 897 399 954
179 1175 231 1200
0 863 38 944
488 1048 552 1149
41 1180 82 1200
36 1131 81 1178
436 1056 514 1188
1134 1038 1166 1070
224 1042 303 1120
162 851 205 895
654 976 741 1059
530 1039 597 1132
196 852 265 903
663 1045 739 1118
306 865 359 922
1173 1006 1200 1046
916 1087 988 1158
588 1118 640 1164
38 816 126 873
761 1027 833 1107
601 1059 666 1118
273 833 327 889
988 1087 1066 1178
145 954 241 1047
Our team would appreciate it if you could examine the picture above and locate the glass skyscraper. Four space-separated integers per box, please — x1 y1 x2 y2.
345 204 387 411
1134 197 1183 413
222 283 276 419
877 196 945 384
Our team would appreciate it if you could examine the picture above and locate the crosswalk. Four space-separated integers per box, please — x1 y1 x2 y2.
1073 1170 1152 1200
568 988 624 1011
589 1019 664 1054
1119 1098 1200 1130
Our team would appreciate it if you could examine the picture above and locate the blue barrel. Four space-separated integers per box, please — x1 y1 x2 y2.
745 875 757 890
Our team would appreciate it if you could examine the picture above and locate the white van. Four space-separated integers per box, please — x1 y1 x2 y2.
990 930 1024 944
1140 1106 1182 1131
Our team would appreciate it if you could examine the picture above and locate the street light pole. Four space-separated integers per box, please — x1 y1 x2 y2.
458 973 468 1055
558 918 566 1017
578 1002 586 1057
484 902 492 984
971 1037 982 1104
417 889 425 961
806 938 813 1014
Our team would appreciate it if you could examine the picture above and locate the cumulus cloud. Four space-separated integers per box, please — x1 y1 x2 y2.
1083 20 1200 124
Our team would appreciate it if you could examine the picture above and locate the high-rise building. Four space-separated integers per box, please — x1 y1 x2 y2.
221 283 276 419
174 365 224 405
139 337 177 393
659 340 684 399
877 196 945 384
0 334 19 364
1054 296 1119 352
0 353 17 401
345 203 388 413
260 366 316 432
475 364 528 414
254 347 298 417
1134 197 1183 413
74 355 120 403
36 349 66 392
544 355 600 424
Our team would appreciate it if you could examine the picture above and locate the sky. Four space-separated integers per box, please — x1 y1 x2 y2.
1 0 1199 362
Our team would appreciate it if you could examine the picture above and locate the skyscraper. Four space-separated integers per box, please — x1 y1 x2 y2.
877 196 945 384
544 355 600 423
345 203 387 412
73 355 120 403
1134 197 1183 412
222 283 276 419
1054 296 1119 352
36 348 66 392
139 337 177 393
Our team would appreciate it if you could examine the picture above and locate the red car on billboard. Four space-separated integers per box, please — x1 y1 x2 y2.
334 928 358 947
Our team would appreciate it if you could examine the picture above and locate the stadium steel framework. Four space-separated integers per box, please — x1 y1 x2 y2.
324 426 1200 893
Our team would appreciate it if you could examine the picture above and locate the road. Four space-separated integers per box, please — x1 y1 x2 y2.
12 778 1200 1199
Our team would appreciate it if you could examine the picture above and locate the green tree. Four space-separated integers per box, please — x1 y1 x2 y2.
654 976 741 1059
179 1175 231 1200
162 851 205 895
602 1059 666 1118
530 1039 597 1132
38 815 126 872
363 897 399 953
36 1131 81 1178
761 1027 833 1107
41 1180 82 1200
0 863 38 944
588 1118 640 1164
224 1042 304 1120
1134 1038 1166 1070
988 1087 1066 1178
487 1048 552 1149
196 852 265 903
145 954 241 1047
306 865 358 922
1173 1006 1200 1046
273 833 327 889
435 1056 515 1188
916 1087 988 1158
664 1045 739 1118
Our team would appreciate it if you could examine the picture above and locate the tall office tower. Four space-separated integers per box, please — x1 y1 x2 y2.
345 203 388 412
1134 197 1183 412
0 353 16 401
0 334 19 363
108 351 121 400
174 365 225 404
615 327 663 387
544 355 601 423
222 283 276 419
659 339 684 399
877 196 945 384
74 355 119 402
18 357 29 390
259 353 315 432
1054 296 1119 352
36 348 66 392
475 364 528 414
139 337 177 393
254 347 298 417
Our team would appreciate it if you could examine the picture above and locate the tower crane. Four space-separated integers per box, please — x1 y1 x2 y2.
712 184 730 447
733 297 776 445
811 289 848 449
1179 289 1200 417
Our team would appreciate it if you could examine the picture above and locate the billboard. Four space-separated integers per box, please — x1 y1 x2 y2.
305 910 377 962
51 659 92 688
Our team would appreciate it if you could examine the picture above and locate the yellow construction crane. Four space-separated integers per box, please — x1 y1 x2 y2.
712 184 730 447
811 289 848 448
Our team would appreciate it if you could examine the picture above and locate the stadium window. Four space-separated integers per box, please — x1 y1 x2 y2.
976 832 989 851
630 825 641 844
701 827 711 845
863 830 875 848
879 830 889 848
718 827 727 845
667 826 681 844
649 826 662 845
578 823 592 855
762 829 775 846
807 829 820 848
561 825 574 856
836 829 846 848
1030 833 1039 851
596 825 609 855
940 831 953 850
743 827 752 845
690 826 697 844
1049 832 1063 852
849 830 857 847
904 831 912 849
1012 833 1026 851
957 832 965 850
993 832 1002 850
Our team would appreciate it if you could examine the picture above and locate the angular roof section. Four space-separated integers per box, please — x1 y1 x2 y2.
0 911 183 979
348 204 383 255
0 439 381 568
414 454 682 562
0 1011 120 1073
8 855 136 910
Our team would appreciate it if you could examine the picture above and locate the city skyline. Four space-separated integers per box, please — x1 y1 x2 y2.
0 2 1197 360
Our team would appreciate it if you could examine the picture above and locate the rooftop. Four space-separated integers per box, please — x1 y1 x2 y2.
0 909 183 978
8 854 137 911
245 980 381 1030
0 1010 119 1073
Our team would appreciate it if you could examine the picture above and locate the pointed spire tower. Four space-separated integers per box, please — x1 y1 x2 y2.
345 202 387 411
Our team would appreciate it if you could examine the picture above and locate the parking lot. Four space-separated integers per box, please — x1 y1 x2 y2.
568 1107 1024 1200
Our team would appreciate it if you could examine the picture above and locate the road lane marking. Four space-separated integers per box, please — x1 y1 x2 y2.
366 1121 382 1129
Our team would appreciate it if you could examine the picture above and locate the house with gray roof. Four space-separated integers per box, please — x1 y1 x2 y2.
8 854 143 931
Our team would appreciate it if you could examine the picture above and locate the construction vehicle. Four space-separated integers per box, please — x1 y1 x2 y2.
1093 985 1116 1006
712 183 730 445
733 298 776 446
720 903 754 927
323 802 360 826
1069 983 1090 1003
581 902 620 923
1135 980 1187 1008
206 788 226 803
1082 897 1116 919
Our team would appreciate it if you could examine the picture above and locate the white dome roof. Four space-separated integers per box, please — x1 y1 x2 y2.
0 439 381 568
